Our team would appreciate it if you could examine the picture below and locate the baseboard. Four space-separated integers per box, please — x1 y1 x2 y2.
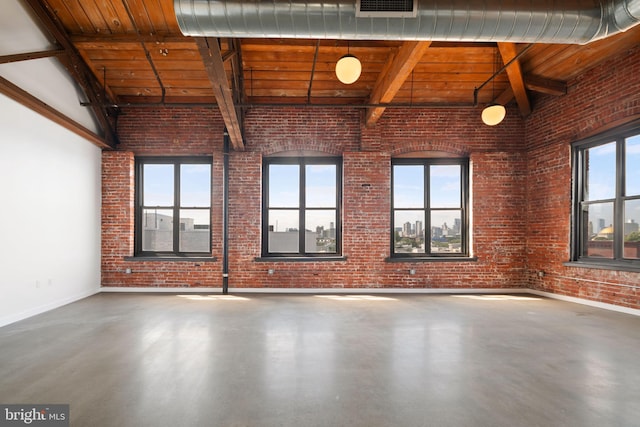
100 286 527 294
100 287 224 293
0 287 101 328
229 287 531 294
527 289 640 317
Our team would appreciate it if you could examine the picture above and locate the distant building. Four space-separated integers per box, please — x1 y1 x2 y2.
142 212 208 252
269 230 334 253
598 218 606 233
328 222 336 239
593 220 639 241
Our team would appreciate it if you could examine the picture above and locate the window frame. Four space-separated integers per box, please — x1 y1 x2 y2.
570 120 640 270
134 156 213 257
261 156 342 258
391 157 470 259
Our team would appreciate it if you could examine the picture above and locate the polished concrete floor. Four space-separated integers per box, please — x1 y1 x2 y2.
1 293 640 426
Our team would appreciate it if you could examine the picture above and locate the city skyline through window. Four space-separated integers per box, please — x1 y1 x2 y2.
392 159 468 257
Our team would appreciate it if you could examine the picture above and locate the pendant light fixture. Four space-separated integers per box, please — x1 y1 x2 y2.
335 42 361 85
481 104 506 126
481 49 505 126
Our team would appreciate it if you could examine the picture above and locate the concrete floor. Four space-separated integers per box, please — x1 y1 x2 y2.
1 293 639 427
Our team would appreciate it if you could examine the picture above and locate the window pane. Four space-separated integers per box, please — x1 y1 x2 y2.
306 164 336 208
180 164 211 207
179 209 210 252
585 142 616 201
269 164 299 207
431 210 462 253
143 164 173 206
142 209 173 251
394 211 425 253
624 199 640 260
268 209 299 253
583 202 614 258
626 135 640 196
305 210 337 253
393 165 424 208
430 165 461 208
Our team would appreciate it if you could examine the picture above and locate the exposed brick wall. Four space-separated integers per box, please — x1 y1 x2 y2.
472 151 528 285
101 107 225 287
525 45 640 309
116 107 223 154
102 151 134 280
103 104 529 290
100 47 640 308
245 107 361 154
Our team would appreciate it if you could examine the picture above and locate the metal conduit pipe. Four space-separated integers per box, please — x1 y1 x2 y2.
222 130 230 295
174 0 640 44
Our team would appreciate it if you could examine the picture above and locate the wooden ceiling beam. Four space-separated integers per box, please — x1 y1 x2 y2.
491 75 566 117
0 75 110 149
195 37 245 151
226 38 246 103
0 49 65 64
525 75 567 96
493 74 567 107
365 41 432 126
497 42 531 117
495 87 515 106
71 34 190 44
23 0 118 147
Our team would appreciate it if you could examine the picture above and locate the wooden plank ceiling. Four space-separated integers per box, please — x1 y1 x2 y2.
7 0 640 150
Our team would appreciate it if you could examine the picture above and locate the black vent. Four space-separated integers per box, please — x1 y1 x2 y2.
359 0 414 13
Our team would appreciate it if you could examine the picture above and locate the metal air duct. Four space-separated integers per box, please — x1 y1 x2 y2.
174 0 640 44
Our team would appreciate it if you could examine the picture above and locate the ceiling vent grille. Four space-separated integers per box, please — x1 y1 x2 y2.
356 0 418 18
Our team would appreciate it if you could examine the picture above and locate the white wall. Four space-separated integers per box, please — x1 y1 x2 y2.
0 94 102 327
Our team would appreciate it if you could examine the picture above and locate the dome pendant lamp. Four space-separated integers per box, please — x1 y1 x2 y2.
336 43 361 85
481 104 506 126
481 49 506 126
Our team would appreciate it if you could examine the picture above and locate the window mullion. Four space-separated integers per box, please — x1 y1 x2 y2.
135 161 143 255
614 139 625 259
460 163 467 255
335 162 342 255
299 160 306 255
262 161 269 257
425 164 431 255
390 165 396 256
574 148 585 260
173 162 180 254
